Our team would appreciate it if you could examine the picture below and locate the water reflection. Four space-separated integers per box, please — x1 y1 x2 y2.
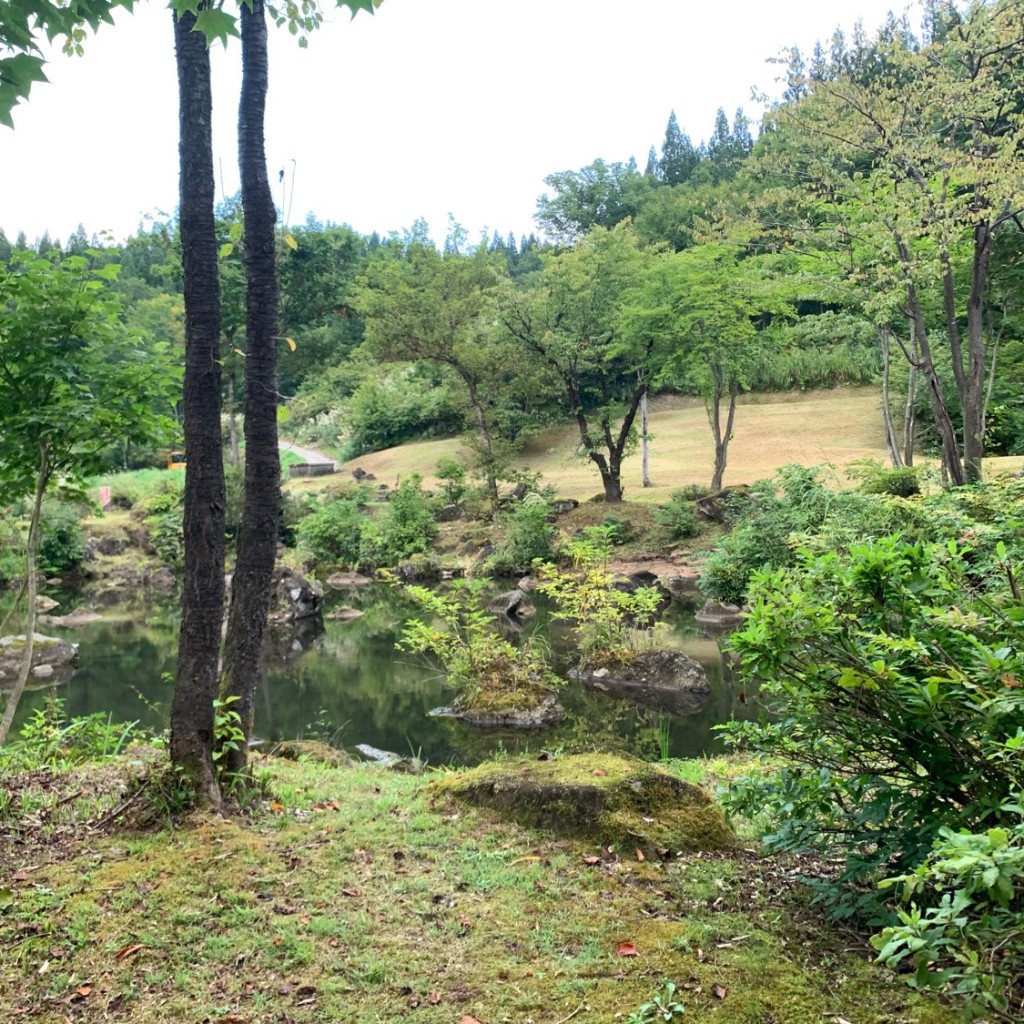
10 585 758 765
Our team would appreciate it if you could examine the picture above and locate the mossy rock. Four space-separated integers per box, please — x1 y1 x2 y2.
434 753 734 854
269 739 354 767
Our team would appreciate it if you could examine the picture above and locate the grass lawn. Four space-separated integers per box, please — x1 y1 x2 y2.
0 753 963 1024
336 387 902 502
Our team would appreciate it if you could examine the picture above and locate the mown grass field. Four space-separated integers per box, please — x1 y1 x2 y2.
335 386 1022 501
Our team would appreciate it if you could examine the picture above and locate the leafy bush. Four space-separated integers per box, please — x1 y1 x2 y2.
132 477 185 567
699 465 913 604
873 818 1024 1015
7 696 144 770
537 529 665 670
486 493 555 575
720 536 1024 920
653 491 700 540
38 500 86 575
435 455 468 505
343 366 464 458
361 475 438 566
297 496 369 567
851 460 922 497
395 577 559 712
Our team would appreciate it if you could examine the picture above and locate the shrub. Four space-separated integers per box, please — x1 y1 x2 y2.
699 465 912 604
537 529 665 670
851 460 922 498
719 536 1024 919
296 497 369 567
38 500 86 575
395 577 558 712
486 493 555 575
653 491 700 540
872 818 1024 1015
435 455 468 506
362 474 438 566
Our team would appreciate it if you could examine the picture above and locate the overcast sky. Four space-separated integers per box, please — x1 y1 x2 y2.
1 0 910 247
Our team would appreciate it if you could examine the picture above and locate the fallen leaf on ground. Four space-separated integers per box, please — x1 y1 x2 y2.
712 983 727 1000
461 1017 484 1024
616 941 638 957
115 943 145 962
582 855 601 866
593 768 608 776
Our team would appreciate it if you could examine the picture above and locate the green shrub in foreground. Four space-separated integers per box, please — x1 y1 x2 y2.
719 535 1024 1007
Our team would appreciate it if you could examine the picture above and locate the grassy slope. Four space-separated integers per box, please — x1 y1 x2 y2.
0 755 961 1024
336 387 899 501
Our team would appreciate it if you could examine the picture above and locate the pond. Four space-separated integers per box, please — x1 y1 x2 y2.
9 584 756 766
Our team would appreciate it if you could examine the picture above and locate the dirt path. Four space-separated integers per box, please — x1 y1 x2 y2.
278 439 334 465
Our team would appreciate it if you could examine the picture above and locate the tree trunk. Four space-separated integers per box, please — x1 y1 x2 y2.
465 376 499 505
0 442 47 745
880 329 903 468
640 389 652 488
962 225 992 484
592 451 624 502
169 7 225 806
708 369 738 493
903 320 918 466
220 0 281 775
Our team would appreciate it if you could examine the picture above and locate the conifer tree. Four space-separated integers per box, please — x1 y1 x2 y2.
659 110 699 185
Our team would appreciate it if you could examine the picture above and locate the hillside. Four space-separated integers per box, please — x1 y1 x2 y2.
337 387 892 500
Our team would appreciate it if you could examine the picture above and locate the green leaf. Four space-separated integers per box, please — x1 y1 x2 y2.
192 8 240 47
218 242 234 259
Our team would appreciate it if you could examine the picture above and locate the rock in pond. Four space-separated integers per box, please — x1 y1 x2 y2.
487 588 536 620
326 571 374 590
695 599 746 632
268 566 323 622
430 693 564 729
570 649 710 716
435 753 734 854
0 633 79 686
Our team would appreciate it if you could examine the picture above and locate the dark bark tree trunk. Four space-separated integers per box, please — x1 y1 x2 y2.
464 375 498 505
903 320 918 466
220 0 281 775
169 8 225 806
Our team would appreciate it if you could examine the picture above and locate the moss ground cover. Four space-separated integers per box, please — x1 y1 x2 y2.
0 754 962 1023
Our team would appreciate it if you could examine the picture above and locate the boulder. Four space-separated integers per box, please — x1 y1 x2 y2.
326 571 374 590
516 575 539 592
487 588 536 620
549 498 579 516
271 739 354 767
695 599 746 632
268 566 324 622
326 606 364 622
94 535 128 556
0 633 79 684
435 753 734 854
430 694 564 729
570 649 710 716
664 572 702 606
37 611 102 628
35 595 59 612
611 571 672 617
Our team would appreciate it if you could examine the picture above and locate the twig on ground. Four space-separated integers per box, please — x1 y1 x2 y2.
88 779 150 832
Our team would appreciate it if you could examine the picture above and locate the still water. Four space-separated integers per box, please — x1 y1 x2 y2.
11 585 755 766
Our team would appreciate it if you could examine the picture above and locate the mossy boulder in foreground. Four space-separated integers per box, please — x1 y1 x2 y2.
435 753 734 854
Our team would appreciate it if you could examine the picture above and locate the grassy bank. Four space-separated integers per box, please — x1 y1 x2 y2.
0 752 961 1023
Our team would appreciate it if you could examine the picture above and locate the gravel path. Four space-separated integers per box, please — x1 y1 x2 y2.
278 440 335 465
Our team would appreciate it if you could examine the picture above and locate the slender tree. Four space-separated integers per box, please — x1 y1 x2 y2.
169 4 226 805
219 0 281 774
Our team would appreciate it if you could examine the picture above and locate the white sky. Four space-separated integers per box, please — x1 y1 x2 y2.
1 0 910 247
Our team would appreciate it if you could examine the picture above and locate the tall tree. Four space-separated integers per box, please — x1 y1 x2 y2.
219 0 281 775
771 0 1024 484
534 159 641 244
169 3 226 805
500 224 655 502
0 252 177 743
659 109 699 185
